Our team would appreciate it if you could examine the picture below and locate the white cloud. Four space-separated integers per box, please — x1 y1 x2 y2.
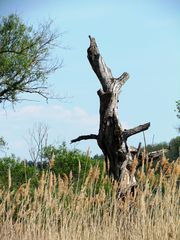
0 104 100 158
0 104 98 124
0 104 131 159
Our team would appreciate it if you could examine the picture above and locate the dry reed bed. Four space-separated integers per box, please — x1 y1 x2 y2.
0 157 179 240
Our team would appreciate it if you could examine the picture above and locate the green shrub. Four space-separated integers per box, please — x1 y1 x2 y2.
0 155 38 189
43 142 104 191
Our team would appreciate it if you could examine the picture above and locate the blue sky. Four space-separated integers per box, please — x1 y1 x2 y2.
0 0 179 159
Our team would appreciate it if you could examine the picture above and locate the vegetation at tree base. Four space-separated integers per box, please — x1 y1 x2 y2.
43 143 103 178
0 137 179 192
0 143 105 191
0 14 61 105
0 155 38 189
0 153 179 240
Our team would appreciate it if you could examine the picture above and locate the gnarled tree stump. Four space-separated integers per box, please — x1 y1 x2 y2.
71 36 150 194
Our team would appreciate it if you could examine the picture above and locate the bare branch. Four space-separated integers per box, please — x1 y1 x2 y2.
148 149 168 160
71 134 98 143
27 123 48 164
87 36 113 92
115 72 129 88
123 122 150 140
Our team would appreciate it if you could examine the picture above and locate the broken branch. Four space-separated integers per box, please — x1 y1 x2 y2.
115 72 129 88
123 122 150 140
71 134 98 143
87 36 113 92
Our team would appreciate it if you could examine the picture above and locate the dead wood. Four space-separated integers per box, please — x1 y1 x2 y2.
71 36 150 194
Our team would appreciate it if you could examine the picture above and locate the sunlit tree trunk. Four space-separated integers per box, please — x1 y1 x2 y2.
71 36 150 195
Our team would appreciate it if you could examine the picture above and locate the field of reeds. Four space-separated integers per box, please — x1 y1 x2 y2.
0 155 179 240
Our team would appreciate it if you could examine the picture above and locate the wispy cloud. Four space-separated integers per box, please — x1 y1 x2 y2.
0 104 131 158
0 105 98 126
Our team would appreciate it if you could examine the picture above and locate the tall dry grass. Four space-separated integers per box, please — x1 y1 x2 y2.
0 156 179 240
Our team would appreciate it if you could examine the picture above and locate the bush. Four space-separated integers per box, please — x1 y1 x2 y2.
0 155 38 189
168 136 180 160
0 155 179 240
43 142 104 191
0 143 105 191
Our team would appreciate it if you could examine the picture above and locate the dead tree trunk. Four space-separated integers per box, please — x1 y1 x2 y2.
71 36 150 192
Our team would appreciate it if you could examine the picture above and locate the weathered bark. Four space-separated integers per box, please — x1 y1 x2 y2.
71 134 98 143
71 36 150 193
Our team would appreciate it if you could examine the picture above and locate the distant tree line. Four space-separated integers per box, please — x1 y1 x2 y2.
0 136 179 190
0 143 104 190
146 136 180 161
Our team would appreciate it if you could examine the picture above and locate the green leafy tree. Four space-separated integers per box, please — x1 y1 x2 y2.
43 143 104 191
168 136 180 160
175 100 180 132
146 137 180 160
0 14 61 105
0 136 6 148
0 155 38 189
43 143 96 179
146 142 169 153
0 137 8 154
176 100 180 119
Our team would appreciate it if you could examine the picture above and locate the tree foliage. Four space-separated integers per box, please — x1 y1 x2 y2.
169 136 180 160
146 136 180 161
0 144 104 190
0 155 38 189
176 100 180 119
43 142 104 181
175 100 180 132
0 14 61 105
0 137 6 147
0 139 179 191
146 142 169 153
